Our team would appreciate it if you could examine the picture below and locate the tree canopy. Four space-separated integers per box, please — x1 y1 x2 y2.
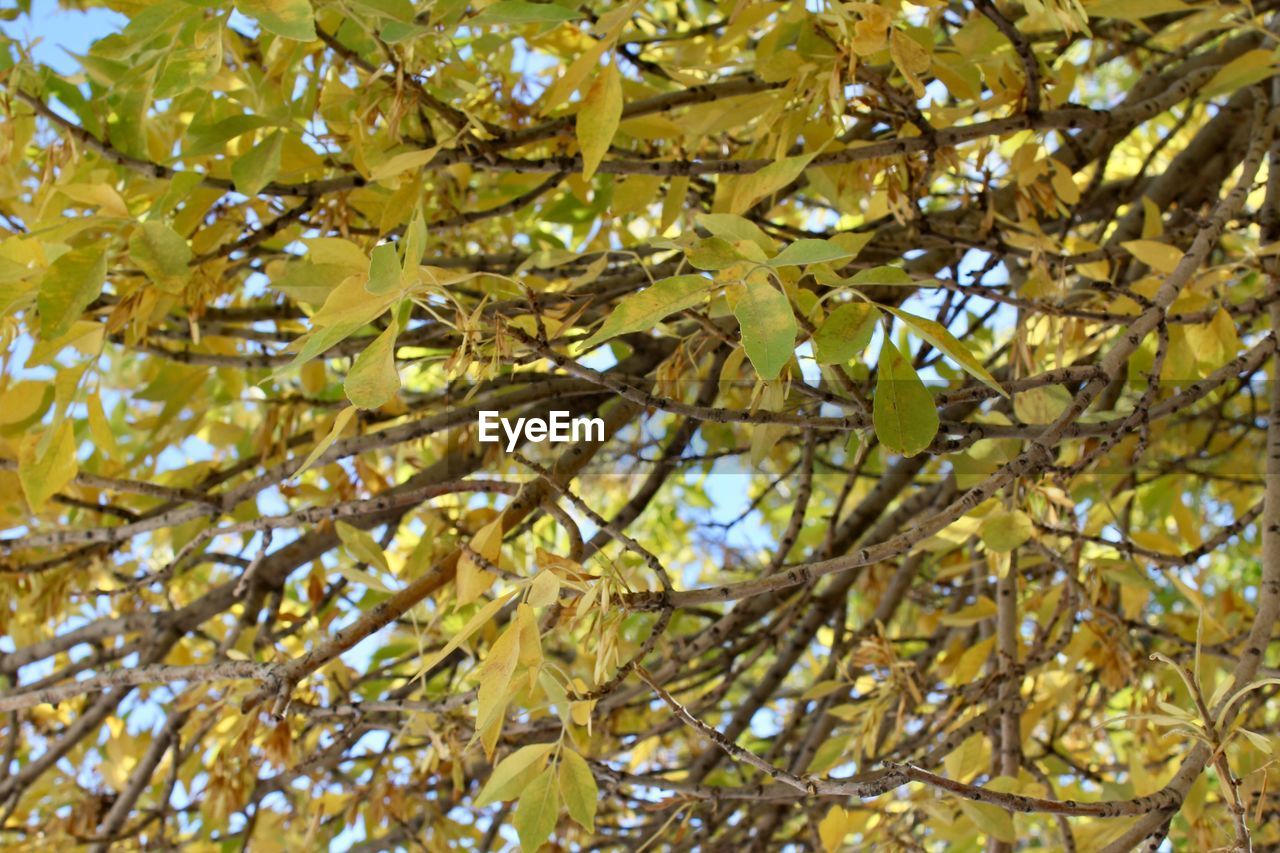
3 0 1280 849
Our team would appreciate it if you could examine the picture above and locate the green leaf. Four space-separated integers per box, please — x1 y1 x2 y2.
735 278 796 381
129 221 192 294
472 1 584 25
828 231 874 258
1088 0 1189 19
38 245 106 341
366 243 401 295
981 510 1034 552
583 275 713 347
576 61 621 181
185 115 276 158
514 766 560 852
882 306 1005 396
694 213 777 254
848 266 914 286
959 801 1016 844
344 319 400 409
813 302 878 365
231 131 285 197
235 0 316 40
806 733 851 775
19 421 77 512
350 0 416 22
873 339 937 456
686 236 746 271
335 520 390 573
307 237 370 273
476 743 556 807
769 239 859 268
286 275 398 369
558 749 598 831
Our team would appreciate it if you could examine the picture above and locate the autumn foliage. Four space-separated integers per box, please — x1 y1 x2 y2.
4 0 1280 849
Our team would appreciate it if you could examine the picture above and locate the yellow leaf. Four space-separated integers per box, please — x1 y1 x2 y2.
980 510 1034 552
516 603 542 668
335 520 390 573
1121 240 1182 274
611 173 663 216
129 221 192 294
477 621 521 756
558 748 597 831
1013 384 1071 425
890 29 930 98
344 319 400 410
721 151 818 214
959 801 1016 843
86 391 119 459
1088 0 1189 20
1129 529 1180 556
419 593 513 672
1050 161 1080 204
883 306 1006 396
369 146 440 181
0 381 50 427
1203 49 1279 98
304 238 369 273
945 732 987 781
334 562 395 593
292 405 355 479
576 61 622 181
952 636 994 685
1141 195 1163 238
19 421 78 512
231 131 285 196
38 245 106 341
735 277 796 380
940 596 998 627
287 274 397 368
514 766 559 852
582 275 714 348
476 742 555 807
543 39 610 114
528 570 560 608
58 183 129 218
235 0 316 41
1239 728 1273 755
457 558 497 607
458 517 504 606
818 805 853 853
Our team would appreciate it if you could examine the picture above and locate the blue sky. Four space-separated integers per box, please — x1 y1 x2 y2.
0 0 126 73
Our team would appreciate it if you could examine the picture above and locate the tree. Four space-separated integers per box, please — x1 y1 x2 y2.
1 0 1279 848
